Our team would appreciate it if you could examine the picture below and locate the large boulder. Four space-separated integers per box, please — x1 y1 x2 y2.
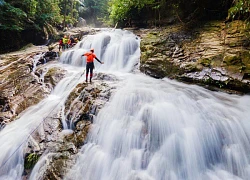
22 73 117 179
76 17 87 27
0 46 66 126
138 20 250 94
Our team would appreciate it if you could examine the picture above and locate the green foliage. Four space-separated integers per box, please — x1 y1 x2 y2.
169 0 232 22
0 0 80 32
96 0 110 23
107 0 232 26
60 0 80 26
108 0 130 23
34 0 62 26
228 0 250 21
79 0 109 25
0 1 27 31
108 0 155 24
23 0 38 17
0 0 82 53
24 153 40 169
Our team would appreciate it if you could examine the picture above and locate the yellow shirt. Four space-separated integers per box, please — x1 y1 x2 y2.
63 38 68 44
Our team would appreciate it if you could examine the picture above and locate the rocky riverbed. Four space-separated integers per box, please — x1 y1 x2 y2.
0 20 249 178
2 21 249 129
0 26 100 127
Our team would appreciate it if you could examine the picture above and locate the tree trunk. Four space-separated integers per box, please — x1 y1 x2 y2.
63 0 67 29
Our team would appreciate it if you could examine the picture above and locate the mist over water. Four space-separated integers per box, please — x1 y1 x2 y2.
0 29 250 180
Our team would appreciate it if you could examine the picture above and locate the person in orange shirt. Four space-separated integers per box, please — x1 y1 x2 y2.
82 48 104 83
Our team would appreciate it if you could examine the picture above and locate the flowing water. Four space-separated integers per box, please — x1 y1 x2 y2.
0 29 250 180
65 75 250 180
0 65 85 180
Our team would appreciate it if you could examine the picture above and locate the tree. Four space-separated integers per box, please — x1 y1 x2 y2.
108 0 155 26
35 0 62 27
0 1 27 31
79 0 109 26
60 0 80 28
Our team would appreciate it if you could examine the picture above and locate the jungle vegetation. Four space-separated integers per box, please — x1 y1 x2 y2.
0 0 249 52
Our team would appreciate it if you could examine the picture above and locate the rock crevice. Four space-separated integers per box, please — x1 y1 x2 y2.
139 20 250 94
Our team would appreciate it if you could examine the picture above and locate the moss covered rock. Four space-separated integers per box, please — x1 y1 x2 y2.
138 20 250 94
24 153 40 170
198 58 212 67
223 55 242 65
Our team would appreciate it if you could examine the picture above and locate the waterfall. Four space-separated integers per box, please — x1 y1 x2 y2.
0 29 250 180
63 30 250 179
0 66 84 180
31 53 44 73
0 29 140 180
59 29 140 73
64 73 250 180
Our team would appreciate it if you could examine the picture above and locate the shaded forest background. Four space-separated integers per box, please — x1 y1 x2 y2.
0 0 249 53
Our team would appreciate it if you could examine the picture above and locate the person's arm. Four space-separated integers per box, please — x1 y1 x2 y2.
95 57 104 64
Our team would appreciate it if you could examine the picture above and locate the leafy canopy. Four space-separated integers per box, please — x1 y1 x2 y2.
0 0 80 31
228 0 250 20
108 0 155 24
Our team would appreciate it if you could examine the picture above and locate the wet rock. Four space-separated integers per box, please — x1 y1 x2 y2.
76 17 87 27
22 74 117 179
43 51 59 63
29 51 59 68
44 67 66 88
138 20 250 94
223 55 242 65
0 47 66 126
243 73 250 80
64 75 115 127
0 96 10 112
198 58 212 67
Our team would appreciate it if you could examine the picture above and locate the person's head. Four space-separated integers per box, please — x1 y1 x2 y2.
90 48 94 52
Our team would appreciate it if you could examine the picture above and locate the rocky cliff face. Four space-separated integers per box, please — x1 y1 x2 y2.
0 46 66 128
0 27 96 128
0 45 117 179
23 74 117 179
0 27 112 179
139 20 250 94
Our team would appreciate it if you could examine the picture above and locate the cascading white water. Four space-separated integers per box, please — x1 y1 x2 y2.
31 53 44 73
58 29 140 130
1 29 250 180
65 74 250 180
0 65 85 180
59 29 140 73
62 30 250 180
0 29 140 180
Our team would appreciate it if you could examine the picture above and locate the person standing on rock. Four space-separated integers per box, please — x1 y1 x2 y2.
82 48 104 83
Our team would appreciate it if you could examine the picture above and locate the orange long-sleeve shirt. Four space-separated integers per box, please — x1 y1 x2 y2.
84 52 96 63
